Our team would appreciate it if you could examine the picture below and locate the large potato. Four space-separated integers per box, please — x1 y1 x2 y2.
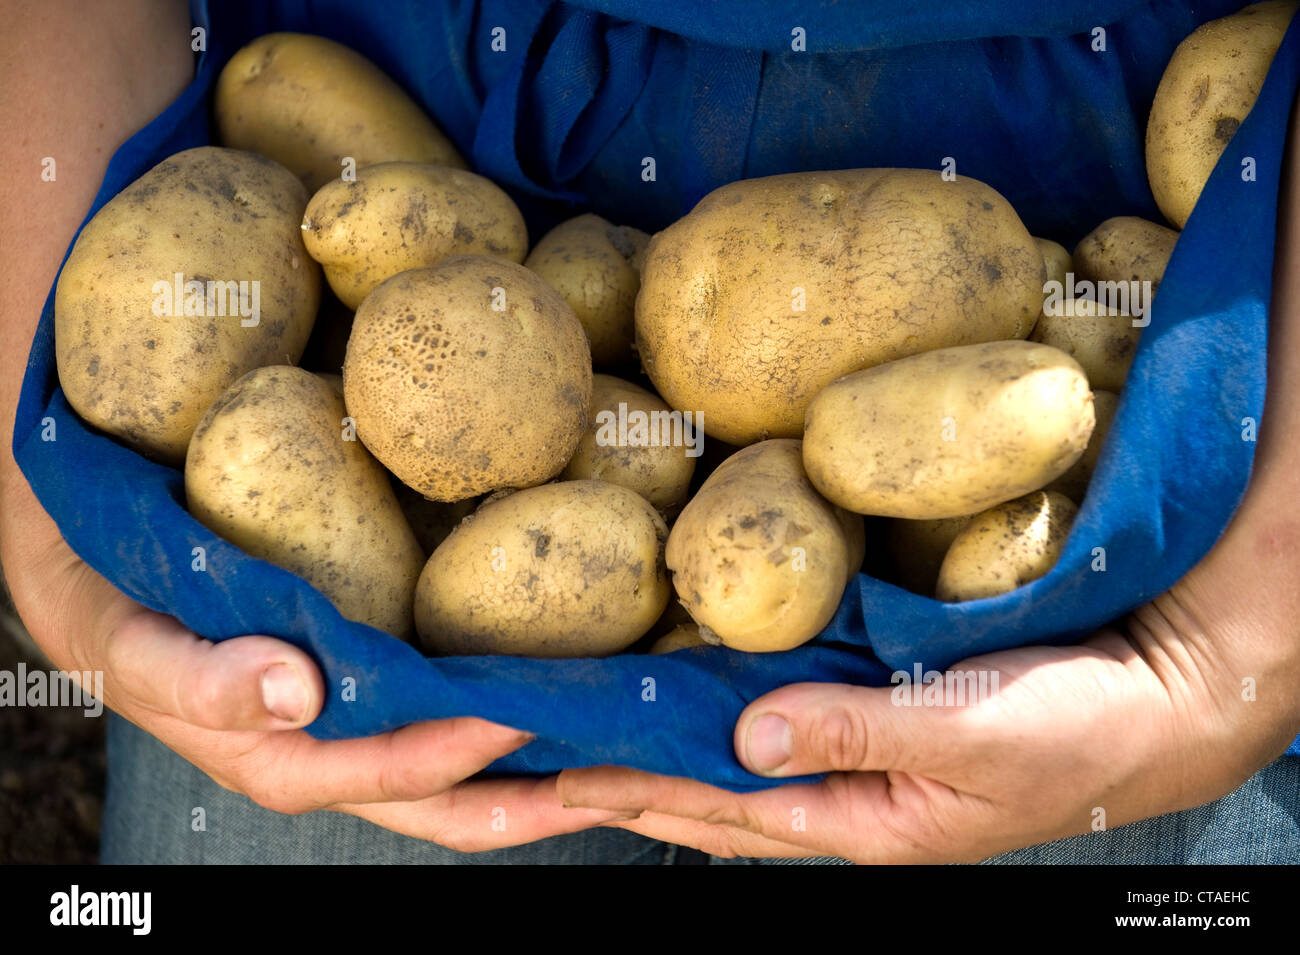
215 33 465 193
186 367 424 638
1030 298 1140 392
1147 1 1297 228
302 163 527 309
1045 389 1120 503
343 257 592 501
636 169 1043 444
666 439 864 653
1072 216 1178 294
803 341 1094 519
524 214 649 367
415 481 670 657
560 374 698 516
936 491 1078 602
55 147 321 464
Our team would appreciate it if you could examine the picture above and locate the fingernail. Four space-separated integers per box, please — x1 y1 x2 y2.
746 713 793 772
261 663 309 722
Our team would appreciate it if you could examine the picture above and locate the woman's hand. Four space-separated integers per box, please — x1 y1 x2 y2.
556 103 1300 864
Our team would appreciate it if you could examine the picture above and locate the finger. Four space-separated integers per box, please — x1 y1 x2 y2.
333 777 640 853
611 810 818 860
733 681 964 777
206 716 539 813
103 610 325 731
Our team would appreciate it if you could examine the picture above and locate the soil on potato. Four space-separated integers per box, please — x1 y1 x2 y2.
0 585 105 864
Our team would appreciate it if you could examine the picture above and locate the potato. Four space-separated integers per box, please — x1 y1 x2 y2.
1045 390 1120 503
185 366 424 638
936 491 1078 602
215 32 465 193
343 256 592 501
1147 1 1297 228
1035 237 1072 289
415 481 670 657
1030 297 1140 392
560 374 698 516
666 439 864 653
55 147 321 464
302 162 528 309
524 214 649 367
1072 216 1178 295
649 623 711 655
636 169 1043 444
803 341 1094 520
885 515 974 596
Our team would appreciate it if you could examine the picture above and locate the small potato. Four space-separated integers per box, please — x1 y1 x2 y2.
302 162 527 309
1045 390 1120 503
666 439 864 653
215 33 465 193
186 367 424 638
55 147 321 464
1072 217 1178 296
524 214 650 367
415 481 670 657
648 623 711 654
1030 298 1140 392
560 374 698 516
1035 237 1072 289
803 341 1094 520
343 257 592 501
885 515 974 596
1147 2 1298 227
936 491 1078 602
636 169 1043 444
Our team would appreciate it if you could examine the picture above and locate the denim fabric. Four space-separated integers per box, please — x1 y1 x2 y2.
101 715 1300 864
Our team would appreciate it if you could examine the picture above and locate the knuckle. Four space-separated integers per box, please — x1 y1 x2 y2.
818 705 872 770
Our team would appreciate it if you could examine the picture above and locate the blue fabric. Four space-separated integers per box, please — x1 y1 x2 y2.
14 0 1300 793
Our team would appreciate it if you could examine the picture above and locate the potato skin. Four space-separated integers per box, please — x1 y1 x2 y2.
302 163 528 309
648 623 711 654
524 214 649 367
343 257 592 501
936 491 1078 602
1035 237 1072 290
1072 216 1178 293
415 481 670 657
635 169 1043 444
55 147 320 464
215 32 465 193
1146 1 1297 228
666 439 864 653
803 341 1095 520
1030 298 1139 392
185 366 424 638
560 374 697 516
1045 389 1120 503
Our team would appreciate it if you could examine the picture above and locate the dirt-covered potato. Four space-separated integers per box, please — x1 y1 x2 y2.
886 515 974 596
648 623 711 654
55 147 321 464
803 341 1094 520
1045 390 1120 503
185 366 424 638
415 481 670 657
524 214 649 367
1073 216 1178 296
1030 298 1140 392
1147 1 1297 228
343 257 592 501
936 491 1078 602
560 374 698 517
215 32 465 193
666 439 864 653
635 169 1043 444
302 162 527 309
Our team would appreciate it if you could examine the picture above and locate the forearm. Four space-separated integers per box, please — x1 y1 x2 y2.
0 0 192 521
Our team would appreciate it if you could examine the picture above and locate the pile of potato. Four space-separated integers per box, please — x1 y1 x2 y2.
52 4 1295 657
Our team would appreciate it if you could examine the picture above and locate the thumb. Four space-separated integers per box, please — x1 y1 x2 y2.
734 681 950 777
103 609 326 731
